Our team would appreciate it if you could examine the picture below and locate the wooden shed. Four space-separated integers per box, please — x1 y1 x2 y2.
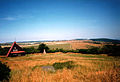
6 42 25 57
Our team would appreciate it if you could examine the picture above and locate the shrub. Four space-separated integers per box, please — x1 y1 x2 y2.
0 47 10 55
87 46 100 54
23 47 39 54
53 61 74 70
0 46 2 55
48 49 56 53
77 45 120 56
0 61 11 81
104 45 120 56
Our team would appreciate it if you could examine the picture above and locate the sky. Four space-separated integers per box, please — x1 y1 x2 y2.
0 0 120 43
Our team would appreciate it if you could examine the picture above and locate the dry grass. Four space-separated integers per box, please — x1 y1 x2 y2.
46 40 102 50
70 42 101 49
0 53 120 82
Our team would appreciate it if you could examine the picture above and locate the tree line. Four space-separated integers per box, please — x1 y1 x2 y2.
0 43 120 56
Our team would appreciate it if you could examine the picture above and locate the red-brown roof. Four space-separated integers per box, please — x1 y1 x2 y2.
6 41 25 57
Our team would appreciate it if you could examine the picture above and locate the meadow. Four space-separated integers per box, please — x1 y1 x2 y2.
0 53 120 82
47 43 71 50
1 40 101 50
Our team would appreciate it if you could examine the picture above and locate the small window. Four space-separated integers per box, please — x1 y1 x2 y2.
13 47 18 51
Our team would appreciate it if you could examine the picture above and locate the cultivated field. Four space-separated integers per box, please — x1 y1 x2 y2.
1 40 102 50
46 40 102 50
47 43 71 50
0 53 120 82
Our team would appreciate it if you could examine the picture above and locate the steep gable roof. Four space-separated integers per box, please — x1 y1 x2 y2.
6 42 25 57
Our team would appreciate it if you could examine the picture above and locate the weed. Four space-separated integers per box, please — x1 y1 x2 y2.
32 65 41 71
53 61 74 70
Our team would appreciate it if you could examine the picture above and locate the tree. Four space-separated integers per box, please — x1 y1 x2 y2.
38 43 49 53
0 46 2 54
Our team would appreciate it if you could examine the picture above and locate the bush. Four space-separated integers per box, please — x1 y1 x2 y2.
0 46 2 54
48 50 56 53
48 48 80 53
78 49 88 53
0 47 10 55
87 46 100 54
103 45 120 56
78 45 120 56
53 61 74 70
0 61 11 81
23 47 39 54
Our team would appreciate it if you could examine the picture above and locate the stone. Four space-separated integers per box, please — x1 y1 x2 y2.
41 66 55 72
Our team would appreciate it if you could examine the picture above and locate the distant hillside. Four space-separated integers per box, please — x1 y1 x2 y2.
90 38 120 44
4 40 54 44
74 39 87 40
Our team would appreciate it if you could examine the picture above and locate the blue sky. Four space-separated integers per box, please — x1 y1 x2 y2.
0 0 120 43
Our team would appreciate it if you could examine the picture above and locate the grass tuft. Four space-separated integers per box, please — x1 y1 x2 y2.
53 61 75 70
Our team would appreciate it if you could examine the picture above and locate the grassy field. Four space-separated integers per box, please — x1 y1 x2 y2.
0 53 120 82
47 43 71 50
1 40 102 50
70 42 101 49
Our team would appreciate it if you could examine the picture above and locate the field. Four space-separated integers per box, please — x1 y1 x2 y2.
0 53 120 82
1 40 102 50
46 40 101 50
47 43 71 50
69 40 101 49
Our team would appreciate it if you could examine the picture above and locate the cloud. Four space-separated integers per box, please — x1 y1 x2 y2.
0 15 34 21
1 17 16 21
